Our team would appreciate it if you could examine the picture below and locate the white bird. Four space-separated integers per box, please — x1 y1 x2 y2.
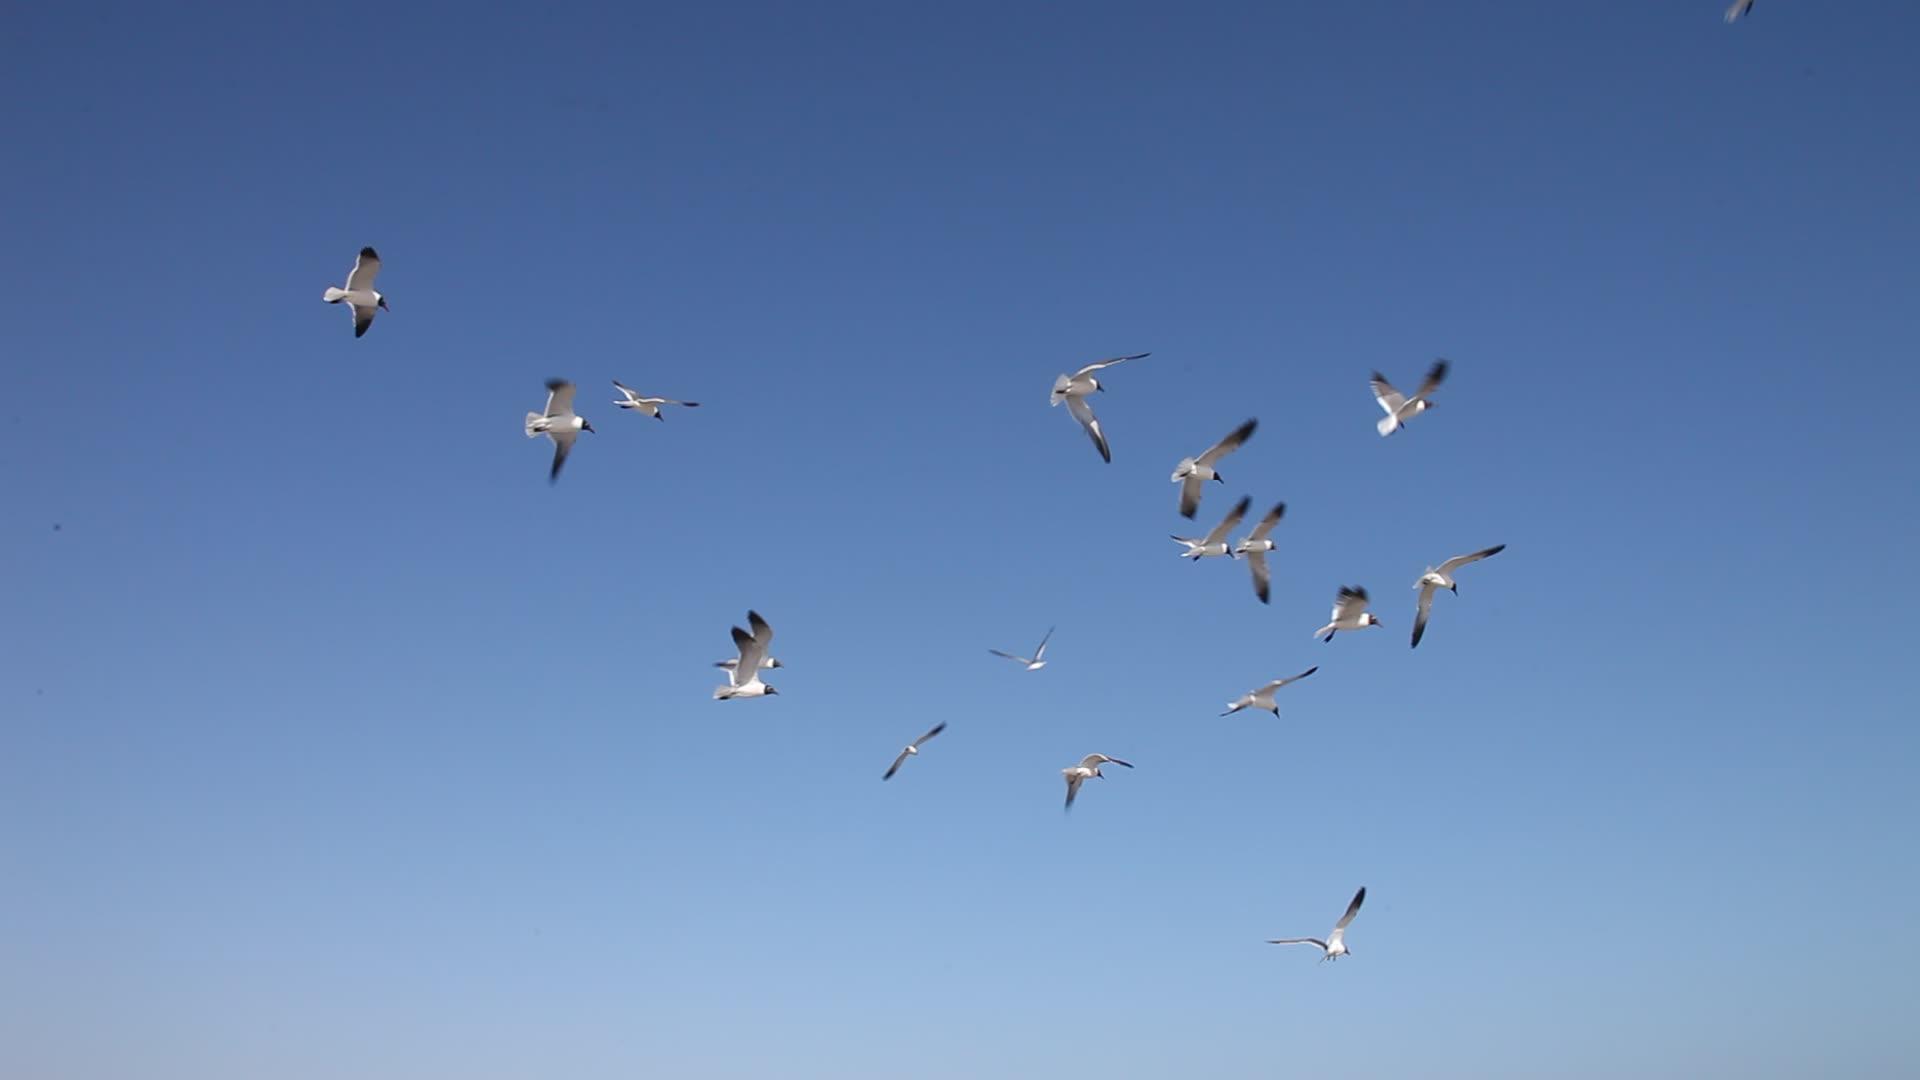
1725 0 1753 22
1171 495 1251 561
882 722 948 781
524 379 595 483
1267 886 1367 962
1050 352 1149 463
1220 666 1318 717
1412 543 1507 649
1234 502 1286 604
321 246 390 338
612 380 701 421
1370 360 1448 437
989 626 1054 671
714 611 779 700
1314 586 1382 642
1062 753 1133 811
1172 418 1257 519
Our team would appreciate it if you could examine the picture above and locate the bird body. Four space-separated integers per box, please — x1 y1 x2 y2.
1062 753 1132 810
1220 666 1317 717
1314 586 1381 642
524 379 594 483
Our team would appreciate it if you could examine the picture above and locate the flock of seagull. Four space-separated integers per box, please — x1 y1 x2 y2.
319 243 1513 968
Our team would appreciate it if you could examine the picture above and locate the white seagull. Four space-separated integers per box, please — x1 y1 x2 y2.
1725 0 1753 22
612 380 701 421
1371 360 1448 437
524 379 595 483
1411 543 1507 649
1172 418 1258 519
1234 501 1286 604
714 654 784 673
989 626 1054 671
1267 886 1367 963
882 722 948 781
714 611 779 700
1171 495 1251 561
1314 586 1382 642
321 246 390 338
1062 753 1132 811
1220 666 1318 718
1050 352 1149 463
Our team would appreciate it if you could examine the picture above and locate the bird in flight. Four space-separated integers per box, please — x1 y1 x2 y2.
1314 586 1382 642
882 722 948 781
1370 360 1448 437
524 379 595 483
989 626 1054 671
612 380 701 421
1051 353 1149 463
321 246 390 338
1411 544 1507 649
1172 418 1258 519
1220 667 1318 718
1234 502 1287 604
1267 886 1367 963
1725 0 1753 22
714 611 779 700
1062 753 1132 811
1171 495 1251 561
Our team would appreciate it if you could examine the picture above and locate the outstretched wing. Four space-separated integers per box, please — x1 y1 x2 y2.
912 722 948 748
1178 473 1206 519
345 247 381 292
1266 937 1328 951
1260 667 1318 694
546 429 577 484
1246 549 1271 604
1369 372 1406 415
1411 582 1437 649
747 610 775 653
1335 886 1367 930
988 649 1029 664
1071 351 1150 378
882 749 912 781
1437 543 1506 575
351 303 378 338
1332 585 1370 622
1064 771 1083 809
1196 418 1258 467
1066 394 1111 463
1247 502 1285 541
1412 360 1448 401
543 379 578 419
1200 496 1251 547
1033 626 1054 661
730 624 768 685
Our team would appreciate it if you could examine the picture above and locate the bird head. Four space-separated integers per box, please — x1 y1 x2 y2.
1366 614 1383 627
765 686 779 696
768 659 785 669
1449 583 1459 595
376 295 391 312
582 421 597 434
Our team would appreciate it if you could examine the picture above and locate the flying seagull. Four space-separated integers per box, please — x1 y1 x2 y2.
1172 418 1258 519
1050 352 1149 463
989 626 1054 671
1234 502 1286 603
1220 666 1318 717
321 246 390 338
1411 544 1507 649
1725 0 1753 22
1062 753 1132 811
714 653 784 673
524 379 595 483
714 611 779 700
612 380 701 420
1267 886 1367 962
1371 360 1448 437
1314 586 1382 642
882 722 948 781
1171 495 1251 560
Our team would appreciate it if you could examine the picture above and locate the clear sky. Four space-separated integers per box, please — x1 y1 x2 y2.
3 3 1916 1077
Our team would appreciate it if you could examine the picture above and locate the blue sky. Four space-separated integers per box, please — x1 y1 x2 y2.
3 3 1917 1077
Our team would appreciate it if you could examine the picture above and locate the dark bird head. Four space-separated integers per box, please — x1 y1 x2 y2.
765 686 780 696
377 296 391 312
1366 614 1384 627
1449 583 1458 595
583 421 597 434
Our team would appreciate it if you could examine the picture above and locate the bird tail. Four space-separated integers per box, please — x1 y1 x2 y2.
1376 415 1399 437
524 412 543 437
712 686 733 700
323 287 348 303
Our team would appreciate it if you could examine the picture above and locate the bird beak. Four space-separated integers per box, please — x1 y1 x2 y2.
584 422 596 433
378 297 391 311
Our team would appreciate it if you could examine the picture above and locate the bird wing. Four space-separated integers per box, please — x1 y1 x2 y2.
747 610 774 652
351 303 377 338
543 379 578 418
730 624 768 685
882 749 912 781
1725 0 1752 23
1266 938 1328 951
1196 418 1258 467
1201 496 1251 547
1369 372 1406 415
1437 543 1506 575
1100 755 1133 769
1066 394 1111 463
612 379 641 403
1072 351 1150 377
344 247 381 292
1260 666 1318 694
912 722 948 748
988 649 1030 664
1178 473 1206 519
1246 549 1271 604
1064 771 1083 809
1033 626 1054 660
546 429 577 483
1247 502 1285 541
1334 886 1367 930
1412 360 1448 401
1333 586 1370 622
1411 583 1437 649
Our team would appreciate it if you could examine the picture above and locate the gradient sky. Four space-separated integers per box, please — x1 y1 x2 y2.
3 3 1917 1078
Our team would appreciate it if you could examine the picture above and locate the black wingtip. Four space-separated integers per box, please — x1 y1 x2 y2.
545 377 569 392
359 246 379 258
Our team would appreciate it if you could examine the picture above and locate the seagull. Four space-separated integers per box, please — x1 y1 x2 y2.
1267 886 1367 962
1725 0 1753 22
321 247 390 338
989 626 1054 671
524 379 595 483
1314 586 1382 642
1411 544 1507 649
1371 360 1448 437
882 722 948 781
1050 353 1149 463
1234 502 1286 603
1220 666 1318 717
612 380 701 421
1062 753 1132 811
714 611 779 700
1171 495 1251 560
1172 419 1257 519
